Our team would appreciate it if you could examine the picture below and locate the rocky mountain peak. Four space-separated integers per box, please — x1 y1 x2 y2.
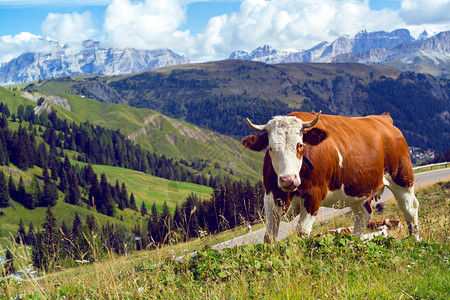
418 29 437 40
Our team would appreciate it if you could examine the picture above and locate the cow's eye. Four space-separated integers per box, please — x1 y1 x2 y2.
268 147 273 151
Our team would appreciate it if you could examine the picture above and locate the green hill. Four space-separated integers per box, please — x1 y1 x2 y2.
14 89 263 183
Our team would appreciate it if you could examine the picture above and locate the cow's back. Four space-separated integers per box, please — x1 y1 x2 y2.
289 112 414 199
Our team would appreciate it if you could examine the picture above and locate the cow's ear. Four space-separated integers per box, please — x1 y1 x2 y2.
303 128 328 146
242 132 269 152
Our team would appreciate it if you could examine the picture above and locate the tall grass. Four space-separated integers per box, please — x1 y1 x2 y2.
2 181 449 299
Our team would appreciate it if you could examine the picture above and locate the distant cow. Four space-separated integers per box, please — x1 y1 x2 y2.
316 219 401 238
315 226 354 238
366 219 402 231
242 112 419 242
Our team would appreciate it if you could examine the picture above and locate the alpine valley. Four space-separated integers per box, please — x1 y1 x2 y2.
0 28 449 282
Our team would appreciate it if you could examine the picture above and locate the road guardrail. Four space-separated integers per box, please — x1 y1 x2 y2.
413 162 449 172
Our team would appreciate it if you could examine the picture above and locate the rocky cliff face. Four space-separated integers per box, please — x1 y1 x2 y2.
333 31 450 66
0 41 190 85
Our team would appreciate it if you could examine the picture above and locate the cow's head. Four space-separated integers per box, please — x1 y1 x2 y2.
242 112 323 192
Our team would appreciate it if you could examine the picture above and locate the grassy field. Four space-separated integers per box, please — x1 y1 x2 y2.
2 180 448 299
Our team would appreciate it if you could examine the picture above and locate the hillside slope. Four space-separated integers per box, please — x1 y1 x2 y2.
16 89 263 182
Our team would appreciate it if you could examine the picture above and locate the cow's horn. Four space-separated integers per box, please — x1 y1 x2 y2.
246 118 267 131
302 111 321 128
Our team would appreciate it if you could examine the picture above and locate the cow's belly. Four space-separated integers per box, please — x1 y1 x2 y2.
321 184 368 209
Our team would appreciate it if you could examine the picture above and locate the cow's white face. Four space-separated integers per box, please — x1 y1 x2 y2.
266 116 305 191
242 112 321 192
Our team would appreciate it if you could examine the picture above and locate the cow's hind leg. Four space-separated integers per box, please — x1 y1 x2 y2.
264 193 281 243
351 202 373 239
384 174 419 240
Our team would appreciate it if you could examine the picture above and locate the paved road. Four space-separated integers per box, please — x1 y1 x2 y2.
211 168 450 251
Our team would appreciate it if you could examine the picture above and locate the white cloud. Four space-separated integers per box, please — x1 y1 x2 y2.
0 32 59 63
101 0 404 61
41 11 97 43
103 0 193 51
400 0 450 25
190 0 402 61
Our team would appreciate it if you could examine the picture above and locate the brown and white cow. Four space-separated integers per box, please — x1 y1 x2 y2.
242 111 419 242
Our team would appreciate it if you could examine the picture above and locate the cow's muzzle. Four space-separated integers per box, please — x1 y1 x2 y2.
278 174 300 192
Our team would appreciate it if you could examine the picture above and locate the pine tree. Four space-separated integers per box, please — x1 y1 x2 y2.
72 213 82 240
41 205 59 270
63 154 71 172
8 174 15 200
173 203 182 232
40 168 58 207
182 193 199 241
27 221 36 246
140 201 148 216
86 214 97 233
120 183 129 208
16 218 26 244
29 175 41 209
59 169 68 193
0 171 9 207
147 203 159 246
71 213 83 259
129 192 137 211
67 169 80 205
0 138 7 166
2 104 10 118
32 231 46 270
16 176 28 207
100 173 114 216
90 174 103 212
158 201 171 244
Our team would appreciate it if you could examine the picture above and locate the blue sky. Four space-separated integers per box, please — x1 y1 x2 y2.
0 0 449 63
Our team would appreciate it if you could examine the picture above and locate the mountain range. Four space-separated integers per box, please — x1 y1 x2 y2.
0 28 449 86
229 29 450 77
0 40 189 86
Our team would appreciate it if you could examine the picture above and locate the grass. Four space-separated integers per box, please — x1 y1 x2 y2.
2 180 448 299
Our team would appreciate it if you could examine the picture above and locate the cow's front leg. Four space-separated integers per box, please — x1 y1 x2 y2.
296 202 316 238
264 192 282 243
